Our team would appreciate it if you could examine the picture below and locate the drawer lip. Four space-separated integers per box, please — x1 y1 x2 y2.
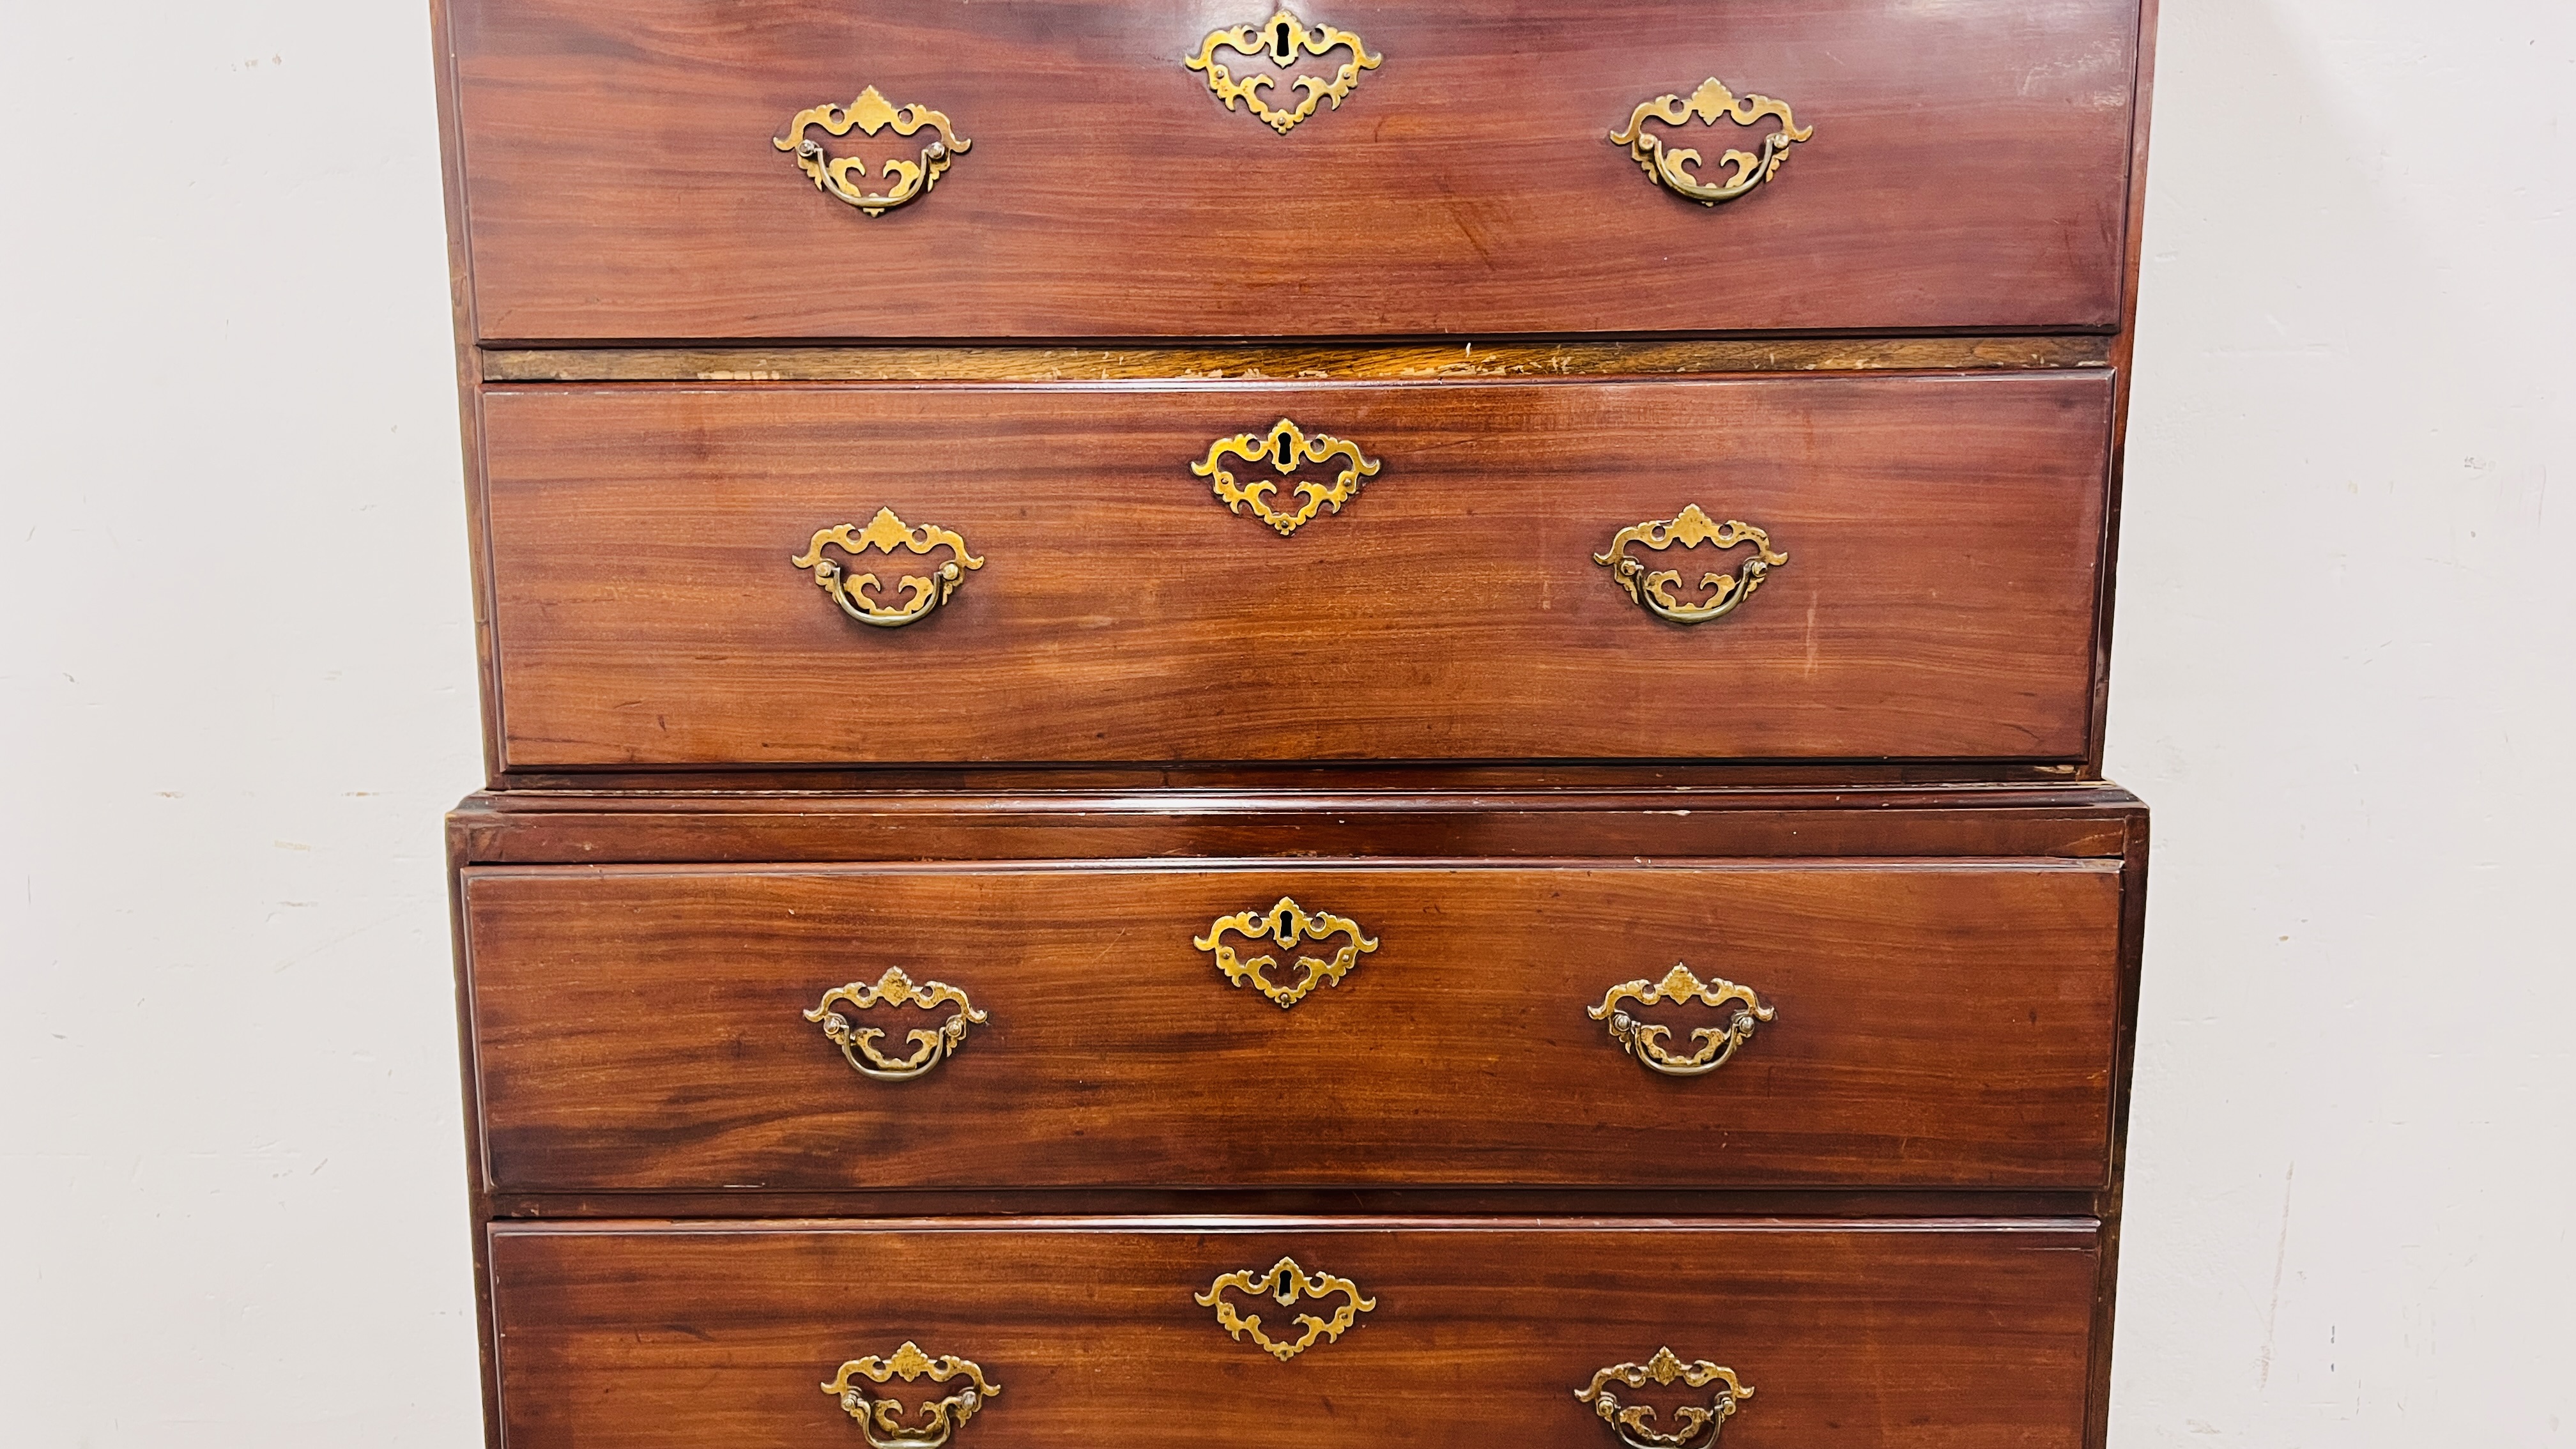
443 0 2142 341
477 372 2113 769
461 856 2128 1195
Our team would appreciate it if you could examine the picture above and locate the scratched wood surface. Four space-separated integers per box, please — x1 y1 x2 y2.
478 373 2113 767
443 0 2141 340
488 1220 2103 1449
464 859 2126 1192
480 336 2118 384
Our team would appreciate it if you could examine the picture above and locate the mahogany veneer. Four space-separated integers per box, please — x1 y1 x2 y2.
465 857 2125 1192
447 0 2142 341
431 0 2161 1442
480 375 2112 767
491 1220 2103 1449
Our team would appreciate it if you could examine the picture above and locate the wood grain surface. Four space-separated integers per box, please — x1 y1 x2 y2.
444 0 2141 340
488 1219 2103 1448
479 374 2113 767
464 859 2125 1192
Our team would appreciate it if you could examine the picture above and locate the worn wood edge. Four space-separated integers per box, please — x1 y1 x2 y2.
2084 7 2159 1438
444 788 2143 866
482 1189 2104 1222
459 853 2125 880
2090 0 2161 784
2088 804 2153 1446
479 335 2117 385
424 1 507 1439
449 782 2147 816
486 1214 2105 1237
489 763 2101 793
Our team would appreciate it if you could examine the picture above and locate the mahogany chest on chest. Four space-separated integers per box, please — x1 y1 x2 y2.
434 3 2158 1444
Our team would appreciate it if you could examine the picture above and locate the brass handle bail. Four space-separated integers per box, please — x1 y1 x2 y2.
1594 506 1787 624
1611 77 1811 206
776 86 970 216
1588 965 1774 1077
792 509 983 629
804 969 987 1081
1577 1349 1754 1448
822 1344 999 1448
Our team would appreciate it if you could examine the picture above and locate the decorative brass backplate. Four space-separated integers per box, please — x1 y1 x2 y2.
1193 897 1379 1009
821 1342 999 1449
792 509 984 629
804 968 988 1081
1186 9 1382 135
1588 964 1775 1077
1577 1348 1754 1449
1196 1257 1377 1362
1594 505 1788 624
1190 418 1383 537
1611 77 1812 207
776 86 970 217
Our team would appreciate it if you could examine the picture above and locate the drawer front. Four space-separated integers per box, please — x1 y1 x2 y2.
464 859 2124 1192
490 1220 2101 1448
447 0 2140 341
482 374 2111 767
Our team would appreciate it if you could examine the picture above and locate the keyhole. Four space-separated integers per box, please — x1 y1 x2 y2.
1274 432 1296 468
1272 20 1295 64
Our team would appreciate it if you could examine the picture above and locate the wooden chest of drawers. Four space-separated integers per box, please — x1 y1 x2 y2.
433 3 2159 1445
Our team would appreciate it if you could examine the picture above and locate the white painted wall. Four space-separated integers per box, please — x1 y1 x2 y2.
0 2 2567 1445
2106 3 2576 1443
0 3 487 1442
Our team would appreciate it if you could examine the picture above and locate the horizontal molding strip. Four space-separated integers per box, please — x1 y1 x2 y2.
482 335 2115 385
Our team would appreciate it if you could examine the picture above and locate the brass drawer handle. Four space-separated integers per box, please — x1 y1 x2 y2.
1611 77 1812 207
804 969 987 1081
822 1343 999 1449
792 509 984 629
1577 1349 1754 1449
776 86 970 217
1186 9 1382 135
1191 418 1383 537
1594 506 1788 624
1589 965 1774 1077
1194 897 1379 1009
1197 1257 1377 1362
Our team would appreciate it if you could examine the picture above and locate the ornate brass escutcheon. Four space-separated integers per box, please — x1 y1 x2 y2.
1193 897 1379 1009
1594 505 1788 624
1186 9 1381 135
1190 418 1383 537
776 86 970 217
804 968 988 1081
792 509 984 629
1612 77 1811 206
1589 964 1775 1078
820 1342 999 1449
1196 1257 1377 1362
1577 1348 1754 1449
